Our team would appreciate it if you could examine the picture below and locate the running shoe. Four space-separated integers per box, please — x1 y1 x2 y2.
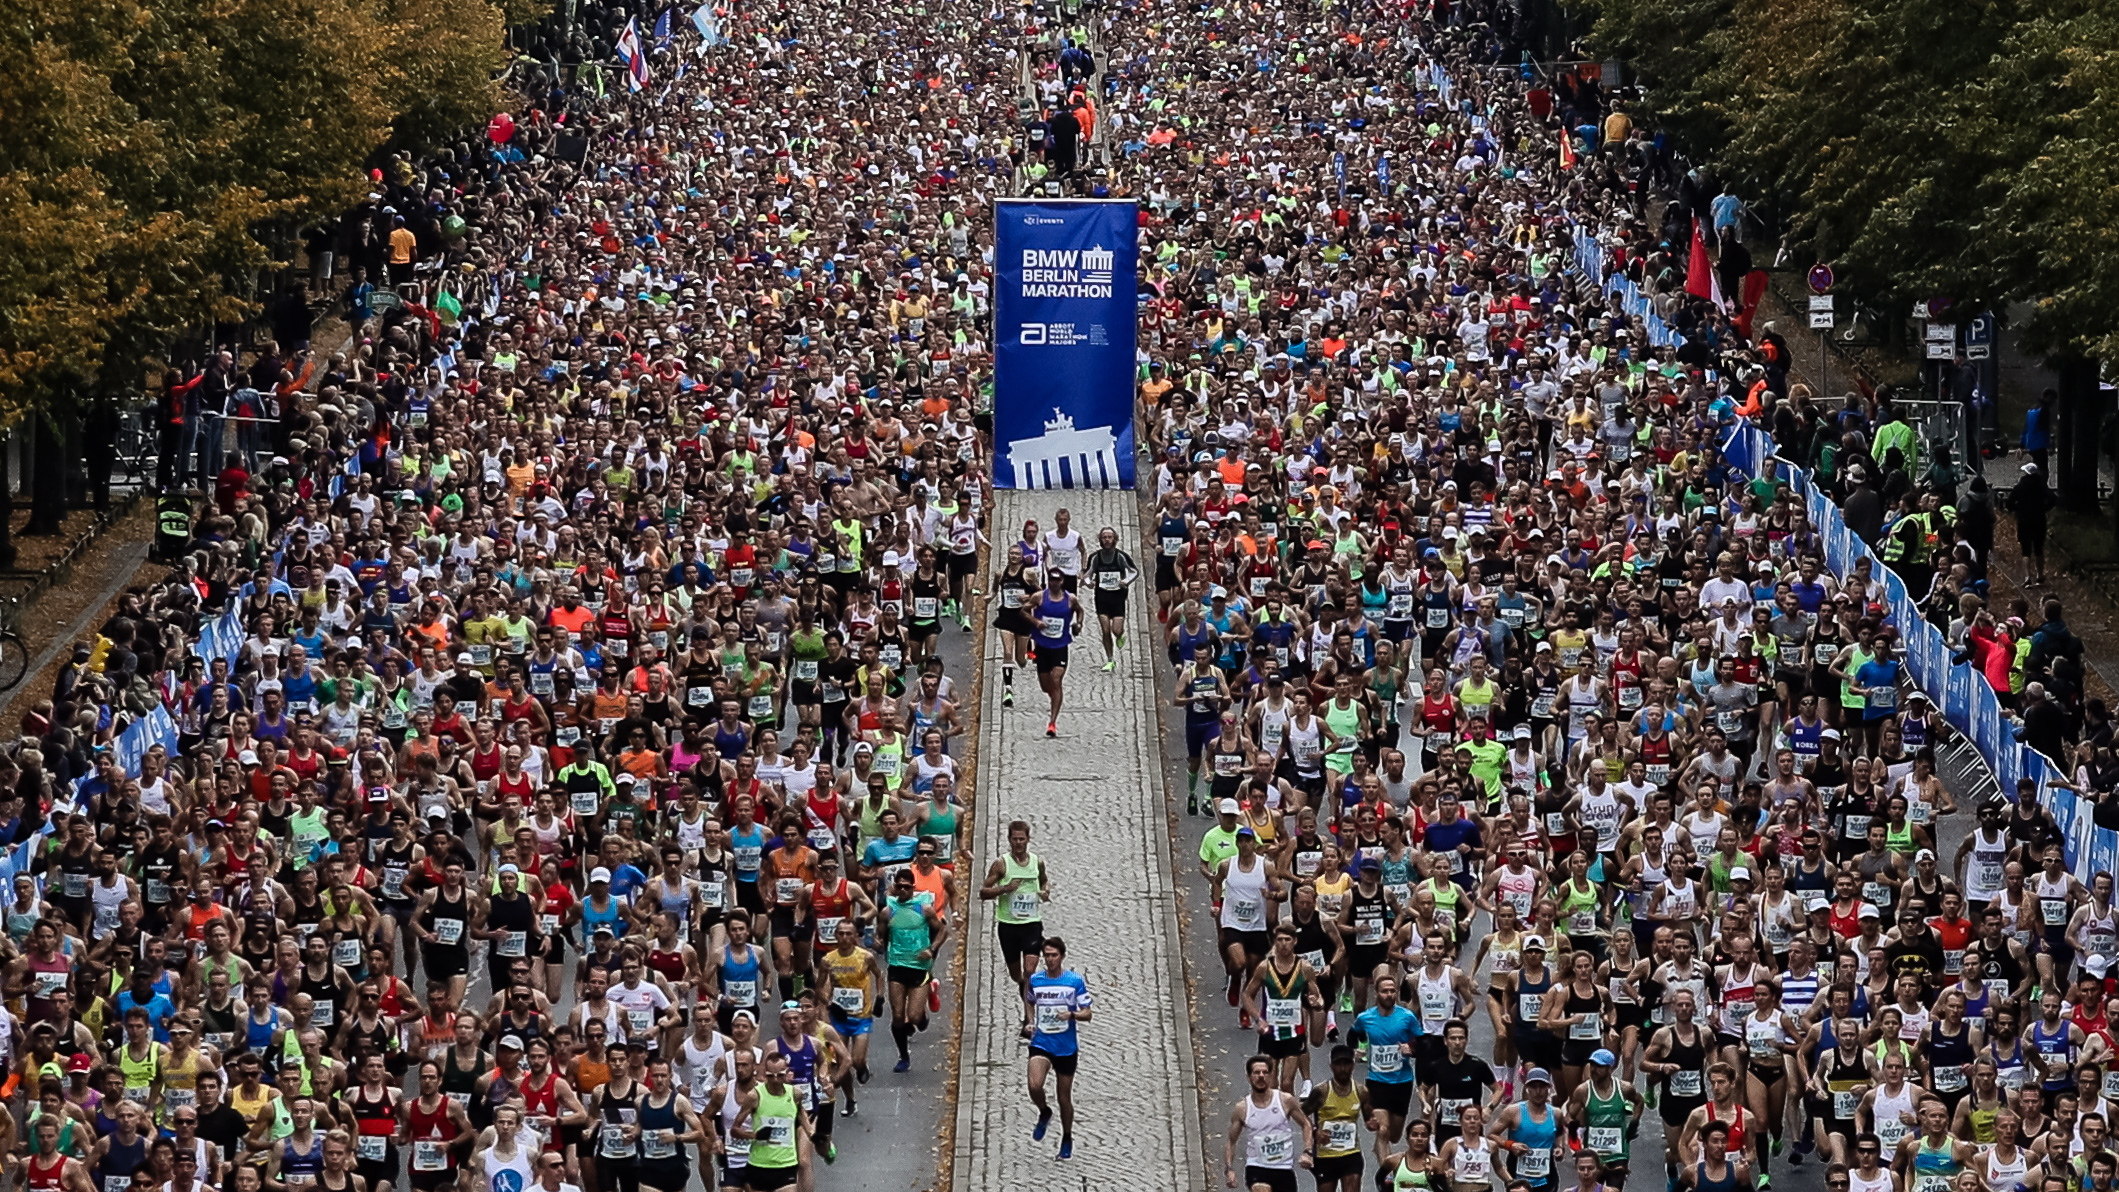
1057 1138 1073 1160
1101 658 1114 671
855 1064 869 1084
821 1142 837 1164
1003 689 1015 707
929 980 942 1012
893 1057 911 1073
1033 1109 1053 1141
1046 722 1057 737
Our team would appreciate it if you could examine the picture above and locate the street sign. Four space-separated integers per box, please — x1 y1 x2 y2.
1807 264 1834 295
1808 295 1834 312
1926 341 1956 360
1967 311 1995 361
1809 310 1835 330
1912 300 1930 319
1924 323 1955 342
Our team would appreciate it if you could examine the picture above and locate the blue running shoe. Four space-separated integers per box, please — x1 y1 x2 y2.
1032 1109 1053 1142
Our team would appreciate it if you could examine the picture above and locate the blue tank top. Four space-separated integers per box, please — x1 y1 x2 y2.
1694 1160 1741 1192
1174 620 1214 662
720 945 761 989
246 1007 280 1054
728 824 766 880
281 1133 325 1184
1510 1104 1560 1182
581 896 626 937
1033 592 1073 647
2033 1017 2075 1088
636 1092 685 1166
1787 718 1823 761
97 1133 147 1186
778 1033 818 1090
713 722 750 760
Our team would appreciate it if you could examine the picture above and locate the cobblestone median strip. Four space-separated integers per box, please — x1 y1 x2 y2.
952 488 1206 1189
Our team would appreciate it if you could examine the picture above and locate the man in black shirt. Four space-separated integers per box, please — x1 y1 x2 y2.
1419 1018 1496 1142
191 1069 251 1173
1883 905 1947 993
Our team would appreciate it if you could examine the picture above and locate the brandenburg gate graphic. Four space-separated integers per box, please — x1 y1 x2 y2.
1005 410 1121 490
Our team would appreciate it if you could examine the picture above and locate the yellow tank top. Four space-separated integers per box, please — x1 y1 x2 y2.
1316 1082 1364 1157
1314 873 1353 920
230 1082 276 1125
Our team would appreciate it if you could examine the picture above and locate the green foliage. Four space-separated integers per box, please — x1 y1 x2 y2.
0 0 509 417
1582 0 2119 357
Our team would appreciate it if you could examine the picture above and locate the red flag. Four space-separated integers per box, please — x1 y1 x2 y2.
1558 127 1577 171
1685 219 1715 302
1735 269 1772 338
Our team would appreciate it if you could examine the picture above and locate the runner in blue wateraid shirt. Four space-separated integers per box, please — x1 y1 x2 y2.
1024 937 1094 1161
1351 972 1424 1166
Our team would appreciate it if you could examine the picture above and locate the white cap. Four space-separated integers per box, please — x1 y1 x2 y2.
589 867 612 884
1804 893 1830 912
1858 903 1881 919
1217 798 1240 815
238 750 260 766
882 551 903 567
1819 727 1842 741
1729 866 1753 882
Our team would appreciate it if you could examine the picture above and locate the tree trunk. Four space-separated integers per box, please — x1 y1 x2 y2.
27 413 66 536
2055 353 2103 513
0 431 19 569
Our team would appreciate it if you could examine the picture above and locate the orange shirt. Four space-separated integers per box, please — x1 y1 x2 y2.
548 605 594 639
910 862 950 909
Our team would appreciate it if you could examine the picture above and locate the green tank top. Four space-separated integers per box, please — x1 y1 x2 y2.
1886 819 1916 857
1842 646 1872 708
1424 877 1463 916
120 1042 159 1101
994 852 1043 925
884 894 934 969
1324 700 1361 771
1584 1081 1631 1158
289 807 329 869
749 1083 800 1168
919 801 958 849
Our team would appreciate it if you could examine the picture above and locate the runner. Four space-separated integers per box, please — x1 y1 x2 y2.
1029 569 1084 738
1024 937 1093 1161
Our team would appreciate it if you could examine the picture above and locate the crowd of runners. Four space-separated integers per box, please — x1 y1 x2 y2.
0 0 2109 1190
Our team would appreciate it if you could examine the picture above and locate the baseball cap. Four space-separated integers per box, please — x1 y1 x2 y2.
1523 1067 1553 1086
1522 935 1547 950
1590 1049 1617 1067
1819 728 1841 741
2091 956 2114 978
1236 826 1257 839
1858 903 1881 919
1914 849 1937 863
238 749 260 766
497 1034 525 1051
1513 724 1531 739
1728 866 1753 883
1804 893 1829 912
1218 798 1240 815
589 867 612 884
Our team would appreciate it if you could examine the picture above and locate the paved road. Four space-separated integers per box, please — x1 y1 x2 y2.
952 488 1207 1188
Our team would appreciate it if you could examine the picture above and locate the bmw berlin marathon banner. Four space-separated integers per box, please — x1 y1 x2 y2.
992 198 1140 490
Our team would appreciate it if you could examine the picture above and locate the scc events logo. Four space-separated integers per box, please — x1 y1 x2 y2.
1023 215 1067 225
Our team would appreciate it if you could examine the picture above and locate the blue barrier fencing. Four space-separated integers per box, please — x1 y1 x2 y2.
1717 420 2102 880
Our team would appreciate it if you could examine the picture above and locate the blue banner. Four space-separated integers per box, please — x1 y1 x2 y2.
992 199 1139 490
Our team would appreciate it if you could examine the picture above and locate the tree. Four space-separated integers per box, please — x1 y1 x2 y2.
0 0 512 490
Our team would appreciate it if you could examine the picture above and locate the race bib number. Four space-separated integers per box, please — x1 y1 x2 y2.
1036 1003 1072 1034
499 931 527 957
358 1135 388 1162
1368 1042 1404 1074
1670 1070 1702 1098
434 918 464 945
833 985 866 1013
1587 1127 1623 1155
414 1142 449 1172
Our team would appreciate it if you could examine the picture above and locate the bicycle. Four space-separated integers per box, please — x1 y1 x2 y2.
0 599 30 693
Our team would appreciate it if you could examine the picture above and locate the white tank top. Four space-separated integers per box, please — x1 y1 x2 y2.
1982 1145 2027 1192
1966 829 2010 899
1243 1093 1297 1170
1414 968 1457 1032
1871 1083 1917 1157
681 1034 726 1101
1851 1168 1895 1192
1256 701 1292 757
1222 856 1270 931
